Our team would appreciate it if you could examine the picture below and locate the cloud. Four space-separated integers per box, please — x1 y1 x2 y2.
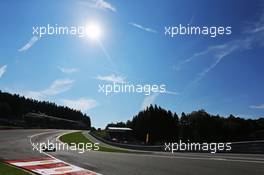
163 90 179 96
59 67 79 74
250 104 264 109
141 93 159 110
192 43 239 83
18 36 39 52
173 38 255 105
79 0 116 12
23 79 74 100
140 90 178 110
178 42 239 70
243 10 264 34
129 22 157 33
176 9 264 86
95 74 126 83
0 65 7 78
188 12 196 25
236 114 254 118
177 37 258 85
61 98 98 112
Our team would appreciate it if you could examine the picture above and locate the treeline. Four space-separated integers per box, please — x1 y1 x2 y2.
0 91 91 129
107 105 264 144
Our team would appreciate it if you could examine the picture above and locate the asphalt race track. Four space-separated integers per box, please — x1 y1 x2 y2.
1 129 264 175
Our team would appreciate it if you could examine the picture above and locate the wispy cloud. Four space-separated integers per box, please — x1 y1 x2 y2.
191 43 239 84
129 22 157 33
23 79 74 100
173 31 261 106
141 93 159 110
0 65 7 78
59 67 79 74
250 104 264 109
18 36 39 52
140 90 178 110
177 34 260 85
95 74 126 83
163 90 179 96
176 9 264 86
177 43 239 71
79 0 116 12
243 10 264 34
236 114 254 118
61 98 98 112
188 12 196 25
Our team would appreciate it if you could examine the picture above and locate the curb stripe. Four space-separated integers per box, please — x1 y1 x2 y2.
23 162 68 170
5 157 100 175
53 171 97 175
34 165 84 174
9 159 61 167
5 157 52 163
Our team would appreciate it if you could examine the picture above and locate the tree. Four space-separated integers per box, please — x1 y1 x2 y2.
106 106 264 144
0 91 91 129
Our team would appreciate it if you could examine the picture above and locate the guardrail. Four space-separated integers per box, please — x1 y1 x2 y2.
90 132 264 153
230 140 264 154
90 132 163 151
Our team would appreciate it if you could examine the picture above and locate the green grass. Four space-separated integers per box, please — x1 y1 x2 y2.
0 162 30 175
60 132 131 153
93 130 108 138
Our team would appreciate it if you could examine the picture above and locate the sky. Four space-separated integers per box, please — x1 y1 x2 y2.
0 0 264 128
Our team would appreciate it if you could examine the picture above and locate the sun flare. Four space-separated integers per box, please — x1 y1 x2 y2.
86 22 102 40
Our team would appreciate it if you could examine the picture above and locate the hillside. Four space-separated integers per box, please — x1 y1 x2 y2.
107 105 264 144
0 91 91 129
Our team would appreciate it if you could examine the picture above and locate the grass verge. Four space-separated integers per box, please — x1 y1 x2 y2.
60 131 133 153
0 162 31 175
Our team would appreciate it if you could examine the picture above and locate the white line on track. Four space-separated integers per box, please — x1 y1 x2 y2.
28 130 264 174
28 130 102 175
129 153 264 164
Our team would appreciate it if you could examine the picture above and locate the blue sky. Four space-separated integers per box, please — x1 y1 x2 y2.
0 0 264 128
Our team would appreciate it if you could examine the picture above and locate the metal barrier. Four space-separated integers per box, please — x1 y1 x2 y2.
90 132 264 153
230 140 264 154
90 132 163 151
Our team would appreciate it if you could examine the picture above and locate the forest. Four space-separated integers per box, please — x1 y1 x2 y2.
107 105 264 144
0 91 91 129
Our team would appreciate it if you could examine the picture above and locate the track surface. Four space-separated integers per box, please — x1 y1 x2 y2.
0 129 264 175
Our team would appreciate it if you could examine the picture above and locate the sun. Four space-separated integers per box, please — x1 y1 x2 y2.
86 22 102 40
